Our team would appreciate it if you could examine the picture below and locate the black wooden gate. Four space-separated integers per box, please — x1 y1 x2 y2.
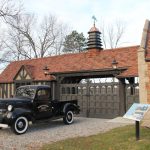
126 84 139 110
60 82 139 118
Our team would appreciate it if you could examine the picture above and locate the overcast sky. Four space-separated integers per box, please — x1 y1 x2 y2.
22 0 150 47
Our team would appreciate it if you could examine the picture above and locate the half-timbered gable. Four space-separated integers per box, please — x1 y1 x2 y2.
13 65 33 89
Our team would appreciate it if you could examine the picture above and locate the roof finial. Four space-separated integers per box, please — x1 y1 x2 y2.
92 15 97 27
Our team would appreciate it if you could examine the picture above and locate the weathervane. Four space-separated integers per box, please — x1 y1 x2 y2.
92 15 97 26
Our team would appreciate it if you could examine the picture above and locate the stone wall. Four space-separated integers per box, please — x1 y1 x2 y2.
138 20 150 104
138 47 148 103
138 20 150 127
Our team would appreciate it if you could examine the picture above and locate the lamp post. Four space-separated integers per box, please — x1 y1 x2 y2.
112 59 118 69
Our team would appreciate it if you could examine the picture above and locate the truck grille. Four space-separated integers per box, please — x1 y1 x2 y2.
0 109 6 114
0 113 3 123
0 103 7 123
0 103 6 109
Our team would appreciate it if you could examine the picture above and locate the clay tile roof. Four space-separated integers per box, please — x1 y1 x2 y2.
0 45 140 83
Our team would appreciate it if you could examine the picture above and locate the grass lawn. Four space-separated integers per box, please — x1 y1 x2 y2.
41 125 150 150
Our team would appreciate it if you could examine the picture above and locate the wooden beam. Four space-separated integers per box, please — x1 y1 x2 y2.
53 69 126 84
51 69 125 78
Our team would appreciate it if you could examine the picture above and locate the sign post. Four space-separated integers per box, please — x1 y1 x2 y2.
135 121 140 141
123 103 150 141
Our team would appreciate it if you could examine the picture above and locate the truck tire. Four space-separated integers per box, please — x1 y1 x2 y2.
11 116 29 135
63 110 74 125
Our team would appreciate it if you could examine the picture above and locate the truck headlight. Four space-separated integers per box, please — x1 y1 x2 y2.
8 105 13 111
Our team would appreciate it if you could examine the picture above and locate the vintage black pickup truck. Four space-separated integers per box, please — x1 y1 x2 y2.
0 85 80 134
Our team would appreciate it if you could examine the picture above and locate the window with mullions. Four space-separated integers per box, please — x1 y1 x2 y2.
71 87 76 94
67 87 71 94
62 87 66 94
61 87 77 95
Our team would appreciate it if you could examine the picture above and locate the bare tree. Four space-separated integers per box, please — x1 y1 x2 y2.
100 20 125 49
114 21 125 48
0 0 22 18
100 21 107 49
2 17 28 61
38 15 64 57
0 0 23 68
52 24 69 55
2 13 69 62
0 1 68 70
1 14 36 62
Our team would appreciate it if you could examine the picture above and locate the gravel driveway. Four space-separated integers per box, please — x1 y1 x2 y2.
0 117 133 150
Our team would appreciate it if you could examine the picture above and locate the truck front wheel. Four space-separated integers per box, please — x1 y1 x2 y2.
63 110 74 125
11 116 29 134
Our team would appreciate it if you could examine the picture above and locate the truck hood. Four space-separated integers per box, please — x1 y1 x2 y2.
0 97 32 104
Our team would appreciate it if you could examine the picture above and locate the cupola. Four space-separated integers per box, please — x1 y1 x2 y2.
87 20 103 50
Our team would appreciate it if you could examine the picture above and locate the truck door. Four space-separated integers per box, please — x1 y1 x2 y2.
34 87 52 120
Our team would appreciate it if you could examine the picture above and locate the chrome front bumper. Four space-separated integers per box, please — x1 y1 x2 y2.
0 123 8 128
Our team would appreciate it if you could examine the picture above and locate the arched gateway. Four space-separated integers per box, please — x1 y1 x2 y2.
0 23 139 118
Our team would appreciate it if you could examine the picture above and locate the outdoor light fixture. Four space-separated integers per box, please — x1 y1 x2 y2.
43 65 49 76
111 59 118 69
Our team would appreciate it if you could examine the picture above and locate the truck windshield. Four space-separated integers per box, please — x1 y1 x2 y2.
15 87 36 99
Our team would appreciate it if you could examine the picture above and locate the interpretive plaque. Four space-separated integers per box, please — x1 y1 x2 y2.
123 103 150 121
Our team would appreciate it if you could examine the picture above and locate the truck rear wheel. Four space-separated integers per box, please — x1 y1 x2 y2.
63 110 74 125
11 116 29 135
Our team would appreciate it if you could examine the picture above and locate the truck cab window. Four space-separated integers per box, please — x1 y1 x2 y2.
37 89 50 100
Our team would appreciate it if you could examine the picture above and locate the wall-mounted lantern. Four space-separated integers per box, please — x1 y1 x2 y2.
111 59 118 69
43 65 49 76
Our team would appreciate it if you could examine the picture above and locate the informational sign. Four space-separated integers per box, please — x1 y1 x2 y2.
123 103 150 121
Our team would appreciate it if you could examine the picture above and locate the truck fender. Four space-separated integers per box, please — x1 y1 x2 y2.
8 108 33 122
63 103 77 114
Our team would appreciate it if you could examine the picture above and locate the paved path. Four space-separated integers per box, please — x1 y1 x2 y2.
0 117 133 150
